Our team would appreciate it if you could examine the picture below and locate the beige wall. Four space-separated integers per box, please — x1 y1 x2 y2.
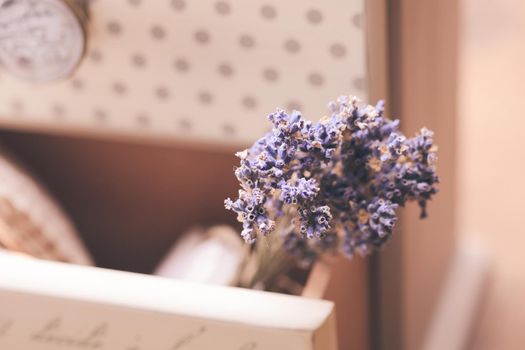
459 1 525 237
459 0 525 348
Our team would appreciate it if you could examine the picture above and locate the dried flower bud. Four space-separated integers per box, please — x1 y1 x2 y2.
225 95 439 264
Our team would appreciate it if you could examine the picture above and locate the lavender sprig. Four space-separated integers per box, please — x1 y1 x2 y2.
225 96 438 267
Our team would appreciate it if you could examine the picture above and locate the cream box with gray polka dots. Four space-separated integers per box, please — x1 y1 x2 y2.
0 0 368 147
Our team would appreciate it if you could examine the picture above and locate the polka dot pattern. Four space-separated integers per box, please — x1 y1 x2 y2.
241 96 257 110
52 104 65 119
71 78 84 90
88 49 103 62
0 0 368 146
218 63 234 77
178 118 192 129
215 1 231 15
263 67 279 82
284 39 301 53
136 113 150 126
239 34 255 49
353 77 366 91
308 72 325 87
352 13 363 28
171 0 185 11
94 108 107 121
112 82 127 95
194 30 210 44
11 99 23 113
174 58 190 72
286 100 303 112
151 25 166 40
306 9 323 24
198 91 213 105
260 5 277 20
107 21 122 35
330 43 347 58
155 86 170 100
132 54 147 67
222 124 236 135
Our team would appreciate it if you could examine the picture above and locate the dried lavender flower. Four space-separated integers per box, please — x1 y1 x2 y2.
225 95 439 266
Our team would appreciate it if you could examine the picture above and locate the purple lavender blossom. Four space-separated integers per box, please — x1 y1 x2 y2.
280 178 318 205
225 188 275 243
225 95 439 265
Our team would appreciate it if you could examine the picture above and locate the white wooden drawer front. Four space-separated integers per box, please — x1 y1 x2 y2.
0 251 337 350
0 0 367 147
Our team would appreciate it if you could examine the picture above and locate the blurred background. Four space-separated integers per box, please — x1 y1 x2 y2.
459 0 525 348
0 0 523 349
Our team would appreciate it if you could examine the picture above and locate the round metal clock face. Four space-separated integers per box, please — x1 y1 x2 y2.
0 0 86 82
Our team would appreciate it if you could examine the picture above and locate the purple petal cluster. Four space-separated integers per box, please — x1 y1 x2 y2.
225 95 439 265
225 188 274 243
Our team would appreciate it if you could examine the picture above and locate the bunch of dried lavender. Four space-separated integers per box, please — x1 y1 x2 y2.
225 95 438 290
